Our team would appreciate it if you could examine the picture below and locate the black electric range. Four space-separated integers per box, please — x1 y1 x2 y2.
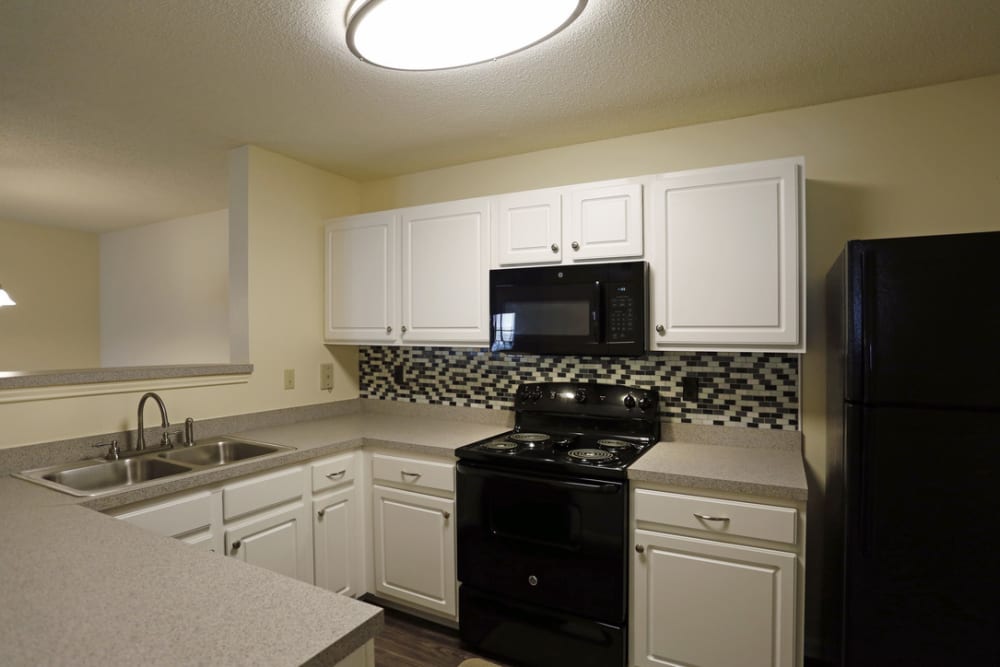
456 381 660 667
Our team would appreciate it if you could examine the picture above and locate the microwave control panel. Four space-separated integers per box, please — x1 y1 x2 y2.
606 283 639 342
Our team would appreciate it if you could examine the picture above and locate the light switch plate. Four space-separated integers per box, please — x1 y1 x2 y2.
320 363 334 390
284 368 295 390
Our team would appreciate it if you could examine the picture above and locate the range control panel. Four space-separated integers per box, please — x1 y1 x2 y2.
515 382 659 416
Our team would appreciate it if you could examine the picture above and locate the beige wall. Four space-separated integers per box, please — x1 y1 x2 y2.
360 74 1000 652
0 146 361 447
0 219 100 370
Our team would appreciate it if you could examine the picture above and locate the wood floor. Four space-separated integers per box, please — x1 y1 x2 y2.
373 605 508 667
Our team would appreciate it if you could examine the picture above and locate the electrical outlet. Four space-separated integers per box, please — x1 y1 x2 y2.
320 363 334 390
393 364 406 385
682 376 699 402
283 368 295 390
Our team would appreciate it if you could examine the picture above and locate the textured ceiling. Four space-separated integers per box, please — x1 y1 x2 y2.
1 0 999 231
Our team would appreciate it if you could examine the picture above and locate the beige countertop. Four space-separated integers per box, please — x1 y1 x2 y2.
629 441 809 501
0 406 805 666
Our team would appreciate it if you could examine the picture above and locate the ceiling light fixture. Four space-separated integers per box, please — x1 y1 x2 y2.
0 284 15 308
346 0 587 71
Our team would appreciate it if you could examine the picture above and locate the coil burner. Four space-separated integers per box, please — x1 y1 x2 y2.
481 440 519 452
597 439 633 451
510 433 551 446
566 448 615 463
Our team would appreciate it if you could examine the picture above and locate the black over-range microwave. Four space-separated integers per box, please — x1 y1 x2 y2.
489 261 647 356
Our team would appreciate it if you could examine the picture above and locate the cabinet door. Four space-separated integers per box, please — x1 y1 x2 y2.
633 529 796 667
372 484 456 618
226 503 313 584
325 212 400 343
313 485 363 597
494 189 563 266
400 198 489 344
650 158 803 349
567 183 643 261
114 489 224 554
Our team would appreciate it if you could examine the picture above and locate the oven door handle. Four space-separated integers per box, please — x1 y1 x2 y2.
457 462 622 493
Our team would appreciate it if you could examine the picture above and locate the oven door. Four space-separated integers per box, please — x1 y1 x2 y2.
456 461 627 624
490 274 602 355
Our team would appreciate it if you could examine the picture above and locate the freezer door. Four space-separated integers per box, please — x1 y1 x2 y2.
845 232 1000 408
840 405 1000 667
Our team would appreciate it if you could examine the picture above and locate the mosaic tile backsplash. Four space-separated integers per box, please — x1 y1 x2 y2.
360 347 799 430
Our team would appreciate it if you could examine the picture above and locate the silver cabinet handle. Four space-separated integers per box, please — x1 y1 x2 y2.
401 470 421 479
326 470 346 480
655 324 666 335
386 325 392 334
442 511 450 519
401 325 408 333
571 241 580 251
550 243 559 253
635 544 645 554
231 540 242 552
693 513 731 522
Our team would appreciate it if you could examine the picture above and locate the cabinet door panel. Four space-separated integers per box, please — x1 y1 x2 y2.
568 183 643 261
325 213 399 343
314 486 360 597
651 158 803 349
372 484 456 618
495 190 562 266
227 504 312 584
401 199 489 343
633 529 795 667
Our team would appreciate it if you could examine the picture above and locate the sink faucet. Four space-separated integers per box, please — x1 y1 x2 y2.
136 392 170 451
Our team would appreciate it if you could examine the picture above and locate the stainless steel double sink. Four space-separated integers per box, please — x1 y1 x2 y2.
16 438 293 497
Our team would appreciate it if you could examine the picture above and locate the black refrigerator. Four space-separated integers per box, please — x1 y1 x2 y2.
825 231 1000 666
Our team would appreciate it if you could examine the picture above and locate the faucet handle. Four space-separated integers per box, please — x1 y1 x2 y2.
184 417 195 446
161 429 182 448
93 439 121 461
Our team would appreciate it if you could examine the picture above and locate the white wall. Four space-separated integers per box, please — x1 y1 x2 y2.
100 209 229 366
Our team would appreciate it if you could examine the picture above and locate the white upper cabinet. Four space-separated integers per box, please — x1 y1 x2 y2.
494 189 563 265
325 212 399 344
649 157 805 351
400 198 490 344
493 181 644 267
567 182 643 261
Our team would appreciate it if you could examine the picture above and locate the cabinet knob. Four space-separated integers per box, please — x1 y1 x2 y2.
571 241 580 251
550 243 559 253
442 510 450 520
635 544 645 554
386 326 392 334
318 509 326 518
655 324 666 335
528 575 538 586
326 470 346 480
401 470 421 480
231 540 242 552
401 325 408 333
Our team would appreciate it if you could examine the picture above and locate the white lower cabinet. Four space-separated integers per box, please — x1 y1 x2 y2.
631 487 804 667
312 451 365 598
225 503 312 582
112 488 224 553
371 483 456 619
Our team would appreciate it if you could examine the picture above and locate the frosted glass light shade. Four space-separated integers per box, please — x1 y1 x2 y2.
346 0 587 71
0 285 15 307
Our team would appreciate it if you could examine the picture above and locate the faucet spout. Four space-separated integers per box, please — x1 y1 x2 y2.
137 392 170 451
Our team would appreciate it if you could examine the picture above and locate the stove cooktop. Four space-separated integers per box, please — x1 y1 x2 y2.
457 429 656 479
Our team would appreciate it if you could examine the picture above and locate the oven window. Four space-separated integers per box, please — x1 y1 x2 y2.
489 498 581 551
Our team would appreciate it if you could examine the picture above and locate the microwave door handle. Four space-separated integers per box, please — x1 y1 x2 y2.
592 280 602 342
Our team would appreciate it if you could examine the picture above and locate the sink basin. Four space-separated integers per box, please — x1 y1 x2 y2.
16 435 294 497
41 458 192 493
158 438 289 466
